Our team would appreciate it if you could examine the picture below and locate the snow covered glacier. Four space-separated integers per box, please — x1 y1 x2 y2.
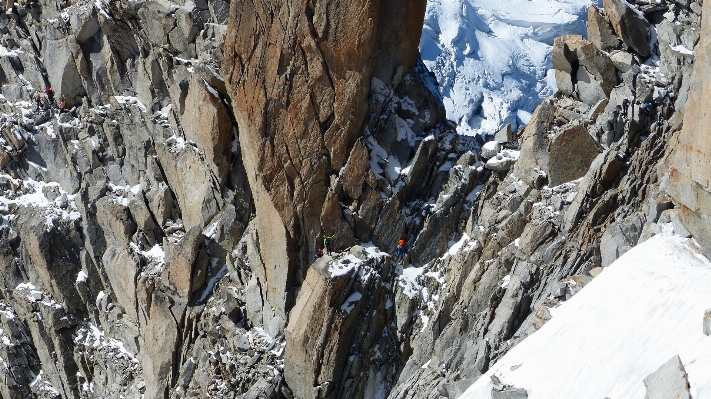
421 0 598 136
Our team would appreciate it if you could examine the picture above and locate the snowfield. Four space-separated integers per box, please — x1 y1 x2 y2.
421 0 596 136
460 233 711 398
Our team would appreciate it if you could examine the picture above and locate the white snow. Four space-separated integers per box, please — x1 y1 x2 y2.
195 264 228 304
329 254 364 277
94 0 113 20
670 44 693 55
421 0 594 136
203 220 219 239
445 233 471 257
485 149 520 169
340 292 363 314
482 140 501 156
461 234 711 399
397 265 426 299
327 243 389 278
130 242 166 268
74 323 140 364
113 96 147 112
76 270 88 283
0 175 81 230
500 275 511 289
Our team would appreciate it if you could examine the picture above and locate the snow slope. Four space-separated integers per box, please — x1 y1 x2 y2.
421 0 597 136
460 233 711 399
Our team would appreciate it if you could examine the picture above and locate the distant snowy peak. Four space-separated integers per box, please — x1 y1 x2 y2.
420 0 597 136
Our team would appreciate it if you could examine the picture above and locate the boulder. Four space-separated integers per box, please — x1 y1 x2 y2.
514 98 558 173
485 150 519 171
481 141 502 159
587 6 621 52
603 0 651 57
551 37 577 96
577 66 608 105
244 378 278 399
494 124 514 143
548 124 600 186
643 355 691 399
532 305 552 330
610 51 636 73
146 183 173 228
551 35 617 105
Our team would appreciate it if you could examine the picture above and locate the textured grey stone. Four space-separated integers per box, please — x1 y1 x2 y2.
492 387 529 399
603 0 652 57
643 355 691 399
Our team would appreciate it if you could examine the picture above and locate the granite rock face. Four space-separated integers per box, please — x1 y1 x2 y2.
603 0 652 57
668 0 711 257
0 0 709 398
223 0 427 336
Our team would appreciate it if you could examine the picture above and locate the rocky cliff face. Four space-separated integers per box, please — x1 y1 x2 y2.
222 0 426 336
0 0 708 398
668 0 711 256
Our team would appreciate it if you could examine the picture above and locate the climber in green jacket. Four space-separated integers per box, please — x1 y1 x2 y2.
324 234 335 255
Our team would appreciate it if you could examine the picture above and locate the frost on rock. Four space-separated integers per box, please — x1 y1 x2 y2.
0 174 81 231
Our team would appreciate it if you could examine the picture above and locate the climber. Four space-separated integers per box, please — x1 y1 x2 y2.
422 203 434 218
324 233 335 255
621 98 630 118
249 212 256 221
641 102 653 116
58 97 67 113
315 247 324 259
34 93 42 111
45 86 55 106
396 238 407 262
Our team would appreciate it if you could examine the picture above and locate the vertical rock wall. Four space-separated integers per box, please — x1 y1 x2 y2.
223 0 426 335
668 0 711 255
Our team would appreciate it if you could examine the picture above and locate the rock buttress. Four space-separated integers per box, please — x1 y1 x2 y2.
668 0 711 255
223 0 425 335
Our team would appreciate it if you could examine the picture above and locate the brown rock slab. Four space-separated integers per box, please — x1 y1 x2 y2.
548 124 601 186
340 139 370 201
224 0 426 307
603 0 651 57
587 6 621 52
